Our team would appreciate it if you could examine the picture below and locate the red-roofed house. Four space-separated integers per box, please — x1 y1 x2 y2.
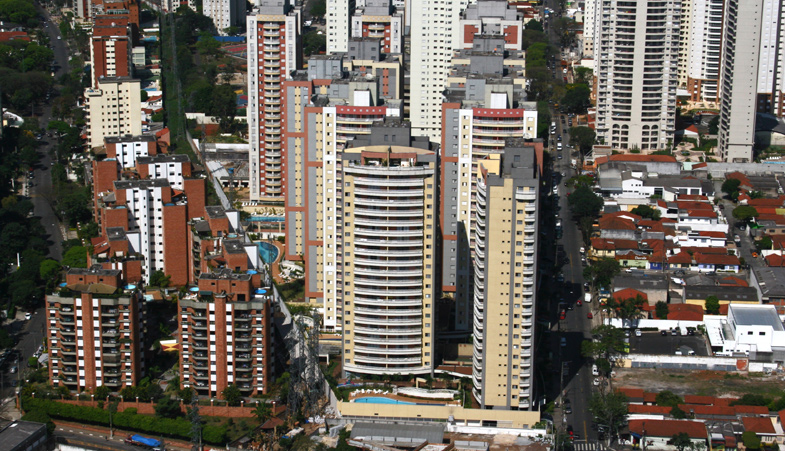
694 253 740 273
628 419 708 450
665 304 703 321
684 395 715 405
766 254 785 267
613 288 649 303
668 251 693 269
591 238 640 258
742 417 779 444
718 276 749 287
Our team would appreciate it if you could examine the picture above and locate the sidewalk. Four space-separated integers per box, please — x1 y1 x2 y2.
53 420 194 451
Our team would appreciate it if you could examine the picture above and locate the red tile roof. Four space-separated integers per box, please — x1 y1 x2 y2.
679 194 709 201
618 387 645 400
734 405 769 415
742 417 776 434
779 409 785 427
613 288 648 302
683 404 736 417
718 276 749 287
686 209 718 218
666 304 703 321
0 31 30 42
628 419 707 438
699 231 727 238
627 404 673 415
694 253 740 266
748 197 785 207
684 395 715 405
591 238 640 250
668 252 693 264
726 172 752 188
599 216 638 231
681 246 728 254
757 214 785 226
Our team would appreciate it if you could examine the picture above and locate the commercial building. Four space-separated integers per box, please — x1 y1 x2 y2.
281 54 403 331
179 268 273 398
409 0 470 140
85 77 142 149
247 0 302 201
350 0 402 54
471 144 540 410
719 304 785 361
717 0 763 162
457 0 524 51
594 0 680 150
203 0 246 35
338 141 439 377
440 25 539 332
47 267 147 392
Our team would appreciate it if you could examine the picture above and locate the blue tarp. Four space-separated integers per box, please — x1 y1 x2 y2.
131 435 161 447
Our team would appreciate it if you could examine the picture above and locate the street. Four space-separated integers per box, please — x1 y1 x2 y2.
541 0 600 445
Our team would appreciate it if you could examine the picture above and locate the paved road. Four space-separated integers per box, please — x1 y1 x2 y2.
542 0 598 443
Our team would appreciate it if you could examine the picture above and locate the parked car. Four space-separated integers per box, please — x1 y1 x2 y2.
635 329 642 337
560 337 567 347
587 312 593 319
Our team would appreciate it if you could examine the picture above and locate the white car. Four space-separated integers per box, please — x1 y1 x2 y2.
635 329 642 337
24 312 31 320
593 378 601 386
592 364 599 376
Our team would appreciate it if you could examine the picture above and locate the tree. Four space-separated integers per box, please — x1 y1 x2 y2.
708 115 719 134
588 391 628 445
155 396 183 418
732 206 759 223
670 405 687 419
669 432 692 451
302 30 326 57
195 32 221 57
704 296 720 315
222 383 242 406
21 409 55 435
145 383 163 402
573 67 593 85
252 401 272 424
630 205 661 220
560 84 591 115
179 387 194 405
721 178 741 200
568 184 604 220
730 394 772 407
655 301 669 319
39 259 62 282
603 295 646 323
655 390 683 408
584 258 621 289
524 19 543 32
569 126 596 154
149 270 171 288
94 385 110 400
309 0 326 16
742 431 761 450
140 90 149 102
756 236 773 251
61 246 87 268
581 325 627 367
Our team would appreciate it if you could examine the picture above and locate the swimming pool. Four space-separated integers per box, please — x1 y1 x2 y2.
257 242 279 264
354 397 416 405
249 216 285 222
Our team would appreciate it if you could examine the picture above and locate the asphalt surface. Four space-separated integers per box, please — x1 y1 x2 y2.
541 1 600 444
630 332 709 356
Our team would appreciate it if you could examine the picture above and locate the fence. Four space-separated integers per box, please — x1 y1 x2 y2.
57 398 260 418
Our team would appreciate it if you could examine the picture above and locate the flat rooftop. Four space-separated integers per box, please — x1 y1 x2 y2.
730 305 784 330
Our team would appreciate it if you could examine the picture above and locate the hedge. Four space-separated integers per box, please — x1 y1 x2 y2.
22 397 227 444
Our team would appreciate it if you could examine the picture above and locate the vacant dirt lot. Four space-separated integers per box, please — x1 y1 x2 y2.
613 368 785 398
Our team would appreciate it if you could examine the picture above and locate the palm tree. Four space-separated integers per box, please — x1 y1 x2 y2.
253 401 272 424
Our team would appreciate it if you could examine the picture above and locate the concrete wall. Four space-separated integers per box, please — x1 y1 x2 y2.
336 402 540 428
620 354 740 371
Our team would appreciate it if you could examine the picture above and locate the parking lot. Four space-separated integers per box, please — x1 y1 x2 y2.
630 330 710 356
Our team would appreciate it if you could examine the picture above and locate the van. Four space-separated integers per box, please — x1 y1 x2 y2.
591 364 599 376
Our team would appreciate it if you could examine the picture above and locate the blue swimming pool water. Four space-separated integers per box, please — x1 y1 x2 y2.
354 397 416 405
258 242 279 264
249 216 285 222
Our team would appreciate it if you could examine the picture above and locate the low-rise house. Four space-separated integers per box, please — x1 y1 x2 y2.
628 419 708 450
741 417 781 445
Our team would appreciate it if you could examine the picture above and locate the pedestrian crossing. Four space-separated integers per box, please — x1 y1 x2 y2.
572 441 607 451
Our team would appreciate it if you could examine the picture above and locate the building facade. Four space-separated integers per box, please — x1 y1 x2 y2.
85 77 142 149
350 0 403 54
179 269 272 398
47 267 146 392
339 145 439 377
683 0 723 103
594 0 680 150
326 0 354 54
440 29 538 333
408 0 470 140
717 0 763 162
755 0 785 117
247 0 301 201
203 0 246 35
471 144 540 410
90 24 132 86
